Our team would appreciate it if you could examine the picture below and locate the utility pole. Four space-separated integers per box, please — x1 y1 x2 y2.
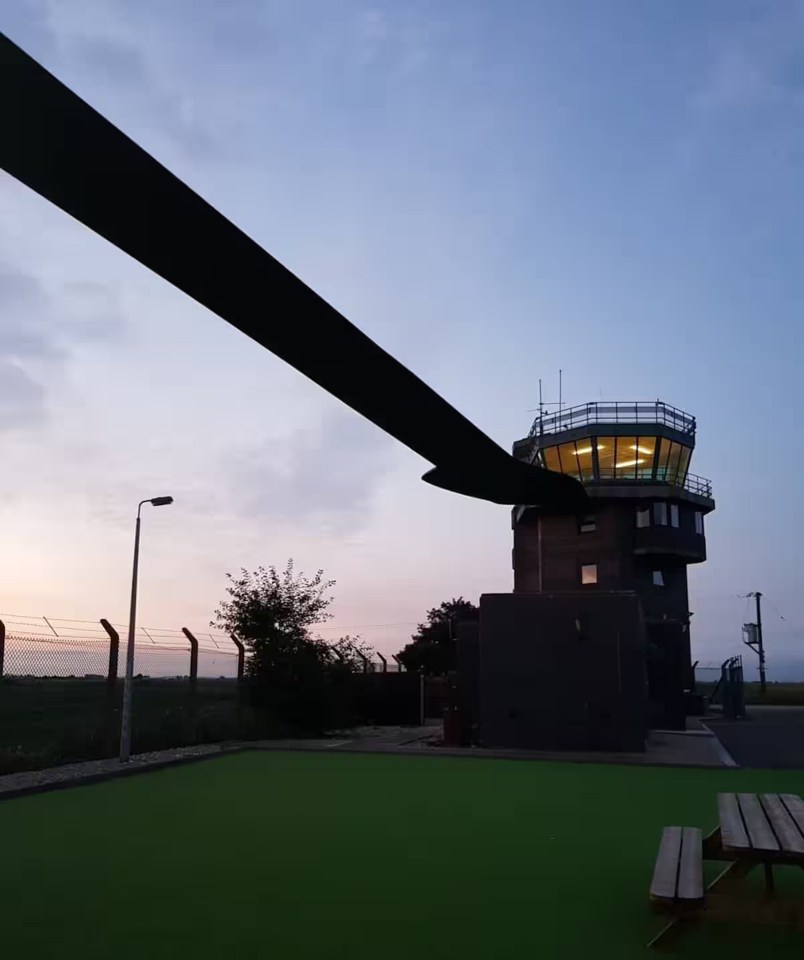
743 591 766 696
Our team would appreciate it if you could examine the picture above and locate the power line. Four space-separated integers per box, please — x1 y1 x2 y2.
314 621 417 632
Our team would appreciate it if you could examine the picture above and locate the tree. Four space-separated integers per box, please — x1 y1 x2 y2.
211 560 348 733
212 560 335 648
396 597 479 675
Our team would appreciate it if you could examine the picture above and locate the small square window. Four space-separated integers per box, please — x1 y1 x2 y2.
653 502 668 526
636 507 650 528
652 569 665 587
579 514 596 534
694 512 704 535
581 563 598 585
670 504 680 528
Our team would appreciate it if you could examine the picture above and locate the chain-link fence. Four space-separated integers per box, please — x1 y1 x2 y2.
0 616 240 680
692 662 722 702
692 658 746 718
0 615 429 775
0 615 243 775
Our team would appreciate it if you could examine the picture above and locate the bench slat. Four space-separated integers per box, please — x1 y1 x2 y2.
761 794 804 854
780 794 804 839
738 793 779 851
650 826 682 901
677 827 703 901
718 793 749 850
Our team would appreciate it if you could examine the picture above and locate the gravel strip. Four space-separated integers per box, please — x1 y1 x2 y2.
0 742 241 801
0 726 436 801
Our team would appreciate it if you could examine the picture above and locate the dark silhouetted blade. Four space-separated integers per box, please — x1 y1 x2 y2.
0 35 586 510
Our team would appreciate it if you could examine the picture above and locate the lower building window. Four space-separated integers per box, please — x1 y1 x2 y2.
579 514 596 534
581 563 598 585
694 511 704 535
653 502 668 526
652 569 665 587
636 507 650 528
670 504 680 528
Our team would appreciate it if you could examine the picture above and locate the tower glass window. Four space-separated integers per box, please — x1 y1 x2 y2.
665 443 685 484
656 437 669 480
581 563 598 585
677 445 692 484
543 445 561 473
557 441 582 480
596 438 617 479
634 437 657 479
573 441 596 480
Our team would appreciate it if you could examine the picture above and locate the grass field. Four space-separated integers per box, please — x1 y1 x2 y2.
3 751 804 958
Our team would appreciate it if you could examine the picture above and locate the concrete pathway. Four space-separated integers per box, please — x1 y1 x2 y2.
1 720 736 801
254 722 729 768
705 705 804 769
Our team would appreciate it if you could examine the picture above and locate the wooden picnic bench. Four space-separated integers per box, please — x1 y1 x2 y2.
648 793 804 949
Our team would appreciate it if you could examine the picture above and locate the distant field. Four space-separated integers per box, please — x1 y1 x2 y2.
744 683 804 705
696 679 804 707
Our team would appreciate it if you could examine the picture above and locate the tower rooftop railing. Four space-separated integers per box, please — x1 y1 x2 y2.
528 401 696 441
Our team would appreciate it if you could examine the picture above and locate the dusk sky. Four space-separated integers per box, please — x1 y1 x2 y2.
2 1 803 675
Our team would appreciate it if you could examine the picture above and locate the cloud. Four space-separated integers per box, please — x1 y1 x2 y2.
0 260 125 432
0 263 55 430
30 0 221 157
695 4 804 113
224 408 395 534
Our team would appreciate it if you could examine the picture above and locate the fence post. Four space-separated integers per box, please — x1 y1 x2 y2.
377 652 388 674
419 671 425 726
181 628 200 739
99 618 120 752
355 650 370 674
392 654 404 672
0 618 5 677
230 634 245 681
100 619 119 689
181 628 199 684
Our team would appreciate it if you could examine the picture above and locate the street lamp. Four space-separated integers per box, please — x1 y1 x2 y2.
119 495 174 762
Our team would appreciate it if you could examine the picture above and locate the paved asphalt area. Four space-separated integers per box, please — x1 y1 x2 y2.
705 705 804 769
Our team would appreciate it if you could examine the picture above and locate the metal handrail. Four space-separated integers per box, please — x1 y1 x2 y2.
586 471 712 498
683 473 712 498
528 401 696 440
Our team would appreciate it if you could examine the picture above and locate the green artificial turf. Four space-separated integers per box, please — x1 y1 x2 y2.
3 752 804 958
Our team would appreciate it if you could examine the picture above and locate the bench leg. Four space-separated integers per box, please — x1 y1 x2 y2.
648 913 698 951
702 826 722 859
708 858 754 893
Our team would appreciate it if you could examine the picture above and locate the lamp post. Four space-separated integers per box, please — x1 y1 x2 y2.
119 496 173 762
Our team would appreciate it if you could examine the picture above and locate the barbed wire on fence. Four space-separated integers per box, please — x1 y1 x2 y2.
0 613 407 679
